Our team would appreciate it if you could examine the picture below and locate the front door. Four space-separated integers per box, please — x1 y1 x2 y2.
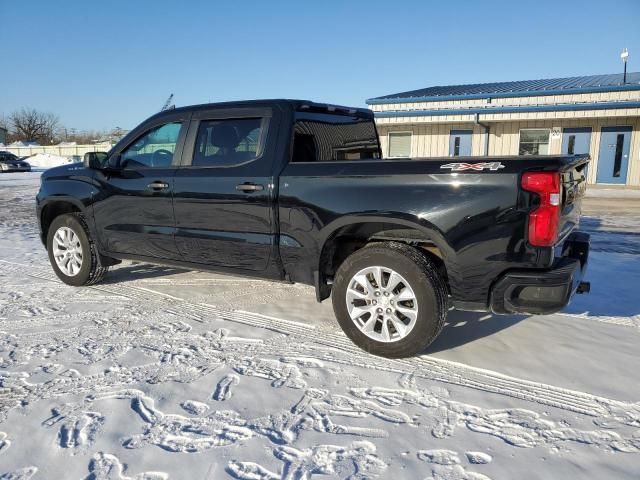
562 127 592 155
172 106 277 272
449 130 472 157
596 126 632 184
92 118 188 260
562 127 592 176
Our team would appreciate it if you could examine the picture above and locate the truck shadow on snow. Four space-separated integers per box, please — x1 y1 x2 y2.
100 263 188 284
426 310 528 353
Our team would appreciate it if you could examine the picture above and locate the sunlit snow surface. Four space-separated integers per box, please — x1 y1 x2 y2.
1 172 639 479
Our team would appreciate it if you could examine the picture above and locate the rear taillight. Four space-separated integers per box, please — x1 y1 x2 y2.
521 172 561 247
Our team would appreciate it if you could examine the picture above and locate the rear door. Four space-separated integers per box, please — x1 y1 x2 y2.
596 126 632 184
562 127 592 156
562 127 592 176
172 106 278 272
92 113 189 259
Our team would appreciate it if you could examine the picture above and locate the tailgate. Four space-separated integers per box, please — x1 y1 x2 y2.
558 156 589 242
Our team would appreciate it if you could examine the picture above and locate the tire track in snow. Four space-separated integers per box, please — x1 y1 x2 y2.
0 259 635 418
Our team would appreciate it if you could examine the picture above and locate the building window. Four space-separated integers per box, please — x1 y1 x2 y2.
388 132 412 157
519 129 550 155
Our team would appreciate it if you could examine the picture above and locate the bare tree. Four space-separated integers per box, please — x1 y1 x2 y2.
9 108 60 144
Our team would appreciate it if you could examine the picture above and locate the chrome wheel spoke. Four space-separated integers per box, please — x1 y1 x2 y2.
361 316 378 333
371 266 383 290
353 273 375 296
380 320 392 341
350 305 372 321
396 288 415 301
396 304 418 321
346 287 368 301
386 271 402 292
389 314 409 337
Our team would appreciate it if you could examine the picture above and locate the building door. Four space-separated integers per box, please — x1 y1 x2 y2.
562 127 592 155
562 127 592 177
596 126 632 184
449 130 472 157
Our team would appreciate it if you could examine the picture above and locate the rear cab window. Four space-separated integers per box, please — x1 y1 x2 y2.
292 112 381 162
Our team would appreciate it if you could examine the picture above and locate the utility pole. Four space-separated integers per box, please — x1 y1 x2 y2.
621 48 629 84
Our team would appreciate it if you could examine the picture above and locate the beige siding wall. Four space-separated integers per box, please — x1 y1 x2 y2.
378 123 487 157
378 117 640 186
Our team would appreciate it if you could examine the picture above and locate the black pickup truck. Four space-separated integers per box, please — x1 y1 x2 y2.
36 100 590 357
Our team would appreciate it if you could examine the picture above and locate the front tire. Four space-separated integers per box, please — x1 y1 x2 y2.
47 213 108 286
332 242 448 358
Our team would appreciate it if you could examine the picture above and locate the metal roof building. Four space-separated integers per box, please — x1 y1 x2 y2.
367 72 640 186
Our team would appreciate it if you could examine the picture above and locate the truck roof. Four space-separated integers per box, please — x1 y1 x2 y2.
149 99 374 122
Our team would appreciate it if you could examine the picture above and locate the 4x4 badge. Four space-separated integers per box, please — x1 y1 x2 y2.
440 162 505 172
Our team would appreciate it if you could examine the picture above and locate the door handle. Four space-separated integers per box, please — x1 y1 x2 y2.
236 183 264 192
147 181 169 190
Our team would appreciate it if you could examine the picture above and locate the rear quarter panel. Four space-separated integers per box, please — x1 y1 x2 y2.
278 158 539 306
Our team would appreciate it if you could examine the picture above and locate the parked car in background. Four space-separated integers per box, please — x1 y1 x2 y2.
0 152 31 172
36 100 591 358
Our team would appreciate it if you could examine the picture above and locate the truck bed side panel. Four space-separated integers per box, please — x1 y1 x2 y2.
278 159 540 306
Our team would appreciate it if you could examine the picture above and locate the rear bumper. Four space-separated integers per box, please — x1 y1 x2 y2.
490 232 590 315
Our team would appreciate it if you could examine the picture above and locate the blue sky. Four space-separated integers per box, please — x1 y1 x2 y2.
1 0 639 131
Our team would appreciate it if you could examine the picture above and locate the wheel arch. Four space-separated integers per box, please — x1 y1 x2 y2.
39 197 87 245
315 216 451 301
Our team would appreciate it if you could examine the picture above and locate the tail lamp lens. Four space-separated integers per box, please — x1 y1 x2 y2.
522 172 561 247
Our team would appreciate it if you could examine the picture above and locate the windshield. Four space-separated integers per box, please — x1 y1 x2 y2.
0 154 19 162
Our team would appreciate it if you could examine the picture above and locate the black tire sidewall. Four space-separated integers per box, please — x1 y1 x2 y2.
332 245 444 358
47 214 94 286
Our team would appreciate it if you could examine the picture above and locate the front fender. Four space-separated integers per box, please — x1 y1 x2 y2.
37 173 98 243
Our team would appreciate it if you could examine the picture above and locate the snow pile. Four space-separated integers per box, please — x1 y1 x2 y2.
24 153 74 168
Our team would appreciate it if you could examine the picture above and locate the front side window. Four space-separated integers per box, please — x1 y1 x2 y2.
388 132 412 158
519 129 550 155
120 122 183 169
292 113 380 162
192 118 264 167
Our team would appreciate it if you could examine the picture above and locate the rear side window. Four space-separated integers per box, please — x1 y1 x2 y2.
292 113 380 162
192 118 265 167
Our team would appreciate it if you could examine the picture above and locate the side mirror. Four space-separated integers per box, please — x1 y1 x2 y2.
83 151 109 169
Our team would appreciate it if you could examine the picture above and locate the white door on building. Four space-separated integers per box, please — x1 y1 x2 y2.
596 127 632 184
449 130 472 157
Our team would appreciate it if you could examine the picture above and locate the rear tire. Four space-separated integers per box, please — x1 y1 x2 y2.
332 241 448 358
47 213 109 286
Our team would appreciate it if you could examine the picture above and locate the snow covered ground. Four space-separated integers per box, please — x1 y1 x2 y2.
1 172 639 479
